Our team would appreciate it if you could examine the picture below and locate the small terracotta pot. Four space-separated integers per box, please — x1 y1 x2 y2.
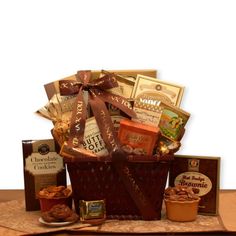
38 191 72 212
164 198 200 222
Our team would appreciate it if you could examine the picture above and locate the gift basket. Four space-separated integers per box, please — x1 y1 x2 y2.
37 69 189 220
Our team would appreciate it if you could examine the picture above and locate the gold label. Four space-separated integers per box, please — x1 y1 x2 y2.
174 172 212 197
188 159 200 172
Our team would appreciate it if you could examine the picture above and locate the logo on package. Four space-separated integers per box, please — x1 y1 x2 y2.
38 144 50 155
188 159 199 172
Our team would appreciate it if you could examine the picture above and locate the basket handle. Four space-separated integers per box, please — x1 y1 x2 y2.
111 150 160 220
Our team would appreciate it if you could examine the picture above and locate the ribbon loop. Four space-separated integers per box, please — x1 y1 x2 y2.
76 70 91 86
59 80 81 96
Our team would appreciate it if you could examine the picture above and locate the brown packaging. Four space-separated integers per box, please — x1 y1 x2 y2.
169 155 220 215
22 139 67 211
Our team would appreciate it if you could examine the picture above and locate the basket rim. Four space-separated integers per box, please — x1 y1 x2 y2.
164 198 200 204
63 152 174 163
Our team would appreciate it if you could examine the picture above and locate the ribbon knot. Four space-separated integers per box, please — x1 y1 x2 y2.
59 70 136 155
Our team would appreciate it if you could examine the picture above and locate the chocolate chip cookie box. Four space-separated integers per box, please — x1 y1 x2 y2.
22 139 67 211
169 155 220 215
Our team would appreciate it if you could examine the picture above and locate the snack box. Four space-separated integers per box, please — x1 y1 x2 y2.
169 155 220 215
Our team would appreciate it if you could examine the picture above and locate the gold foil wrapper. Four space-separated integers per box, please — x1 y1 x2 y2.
157 136 181 155
36 94 74 146
79 200 106 221
52 119 70 146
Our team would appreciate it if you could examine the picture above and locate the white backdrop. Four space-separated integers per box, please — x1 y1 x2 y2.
0 0 236 189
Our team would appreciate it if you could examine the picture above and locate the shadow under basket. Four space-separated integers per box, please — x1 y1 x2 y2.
66 154 173 220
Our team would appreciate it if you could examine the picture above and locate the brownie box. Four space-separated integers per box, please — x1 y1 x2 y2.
169 155 220 215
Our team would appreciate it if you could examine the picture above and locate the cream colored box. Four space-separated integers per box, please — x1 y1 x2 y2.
131 74 184 107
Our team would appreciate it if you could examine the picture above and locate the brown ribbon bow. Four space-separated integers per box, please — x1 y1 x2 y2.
59 70 136 153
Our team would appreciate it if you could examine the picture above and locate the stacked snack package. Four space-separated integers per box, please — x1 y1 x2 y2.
37 70 190 159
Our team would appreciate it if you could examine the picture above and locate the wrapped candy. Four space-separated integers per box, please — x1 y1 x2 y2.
36 94 75 146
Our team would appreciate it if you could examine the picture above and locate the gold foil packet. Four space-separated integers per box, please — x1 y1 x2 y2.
157 136 181 155
52 119 70 146
79 200 106 221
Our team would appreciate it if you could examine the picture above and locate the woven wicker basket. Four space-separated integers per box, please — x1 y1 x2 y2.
66 154 173 220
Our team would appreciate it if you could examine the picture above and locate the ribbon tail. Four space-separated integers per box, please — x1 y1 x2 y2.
97 90 137 118
67 87 87 148
89 93 120 153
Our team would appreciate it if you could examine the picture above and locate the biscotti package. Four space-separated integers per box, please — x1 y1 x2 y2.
169 155 220 215
22 139 67 211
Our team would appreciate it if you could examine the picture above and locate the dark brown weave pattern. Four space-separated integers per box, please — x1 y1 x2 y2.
67 159 171 220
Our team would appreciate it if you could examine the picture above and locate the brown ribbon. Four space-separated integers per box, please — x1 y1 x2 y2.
59 70 136 152
112 150 160 220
